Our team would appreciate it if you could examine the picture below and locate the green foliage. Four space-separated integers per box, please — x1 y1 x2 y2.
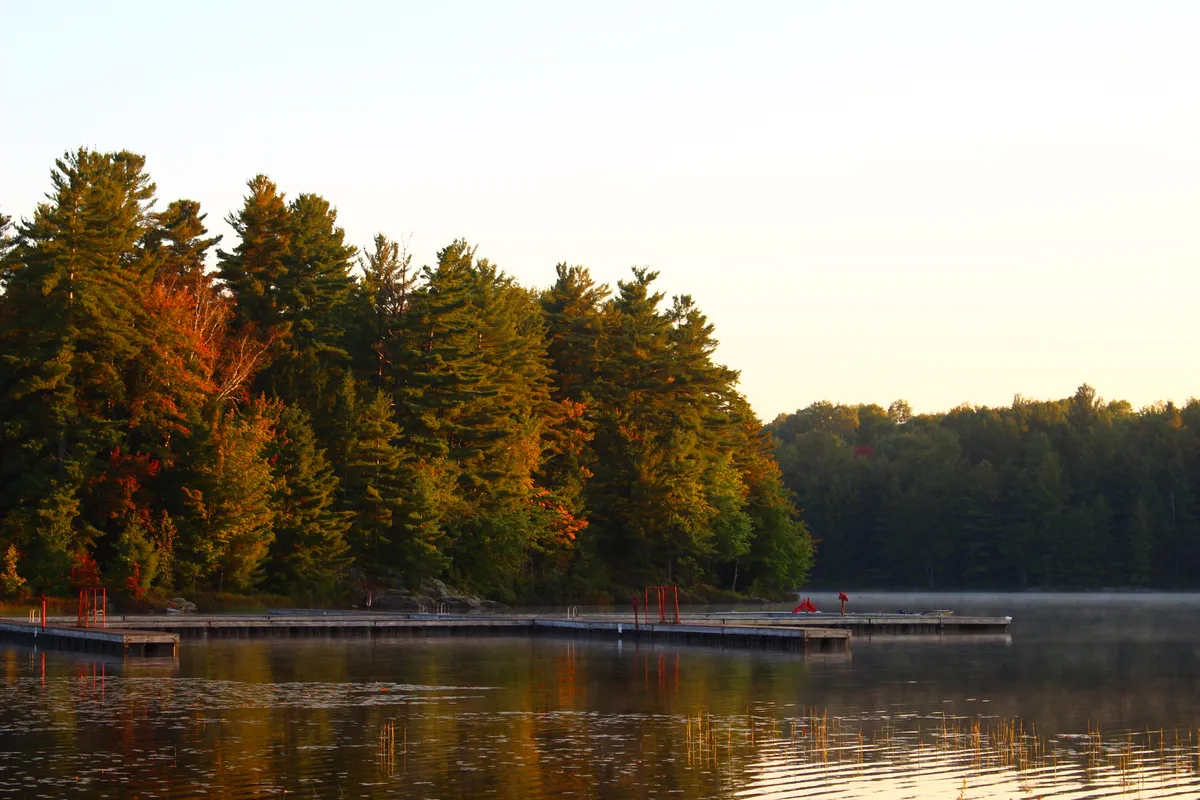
110 518 164 598
262 402 350 597
0 150 813 603
0 544 28 599
176 407 276 591
770 385 1200 589
217 180 357 419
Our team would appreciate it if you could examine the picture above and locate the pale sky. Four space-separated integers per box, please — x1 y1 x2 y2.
2 1 1198 421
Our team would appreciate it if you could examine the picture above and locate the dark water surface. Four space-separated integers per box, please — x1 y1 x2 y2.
4 593 1200 798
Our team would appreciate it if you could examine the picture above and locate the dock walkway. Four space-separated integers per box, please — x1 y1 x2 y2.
73 613 853 652
0 620 179 656
0 609 1011 657
692 611 1012 634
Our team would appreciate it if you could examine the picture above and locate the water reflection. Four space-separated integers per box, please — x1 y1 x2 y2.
1 594 1199 797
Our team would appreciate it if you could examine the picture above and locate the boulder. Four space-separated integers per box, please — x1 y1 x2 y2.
369 589 425 611
166 597 197 614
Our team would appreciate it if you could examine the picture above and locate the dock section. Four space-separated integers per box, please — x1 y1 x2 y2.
89 613 851 652
0 621 179 656
693 611 1012 635
2 609 1010 656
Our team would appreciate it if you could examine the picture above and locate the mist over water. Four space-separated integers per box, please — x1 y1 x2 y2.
3 593 1200 798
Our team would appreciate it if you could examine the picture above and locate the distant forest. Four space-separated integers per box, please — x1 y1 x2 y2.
0 148 811 605
769 387 1200 589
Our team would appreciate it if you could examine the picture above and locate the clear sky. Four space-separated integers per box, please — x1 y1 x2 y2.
2 1 1198 421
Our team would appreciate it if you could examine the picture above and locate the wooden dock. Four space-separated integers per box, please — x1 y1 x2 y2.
0 609 1010 656
691 611 1012 634
0 620 179 656
77 613 852 653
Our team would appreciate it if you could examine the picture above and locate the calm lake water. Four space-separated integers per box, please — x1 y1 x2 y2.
4 592 1200 798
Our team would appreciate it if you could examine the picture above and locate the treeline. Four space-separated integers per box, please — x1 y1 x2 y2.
769 387 1200 589
0 148 811 603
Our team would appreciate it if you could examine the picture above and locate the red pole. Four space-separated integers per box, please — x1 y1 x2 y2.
41 594 46 630
644 588 649 627
101 588 106 628
673 585 680 624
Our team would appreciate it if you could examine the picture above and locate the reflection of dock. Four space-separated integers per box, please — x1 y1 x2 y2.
0 620 179 656
53 613 852 653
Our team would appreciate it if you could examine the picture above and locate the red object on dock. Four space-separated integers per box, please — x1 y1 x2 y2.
643 585 681 624
77 587 106 628
838 592 849 616
793 597 818 614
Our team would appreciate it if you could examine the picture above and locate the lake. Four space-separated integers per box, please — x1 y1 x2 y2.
3 592 1200 798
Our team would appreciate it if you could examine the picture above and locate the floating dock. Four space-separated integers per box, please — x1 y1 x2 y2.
693 611 1012 635
63 613 852 653
0 620 179 656
0 608 1011 657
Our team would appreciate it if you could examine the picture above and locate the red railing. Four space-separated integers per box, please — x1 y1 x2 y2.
642 585 680 625
77 587 106 628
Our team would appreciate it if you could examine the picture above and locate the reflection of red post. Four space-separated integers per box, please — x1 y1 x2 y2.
838 592 849 617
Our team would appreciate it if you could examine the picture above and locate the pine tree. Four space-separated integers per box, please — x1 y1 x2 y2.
262 402 350 597
0 149 157 588
217 175 292 335
143 199 221 282
218 180 356 422
331 373 403 559
542 264 608 403
175 405 276 591
354 233 416 389
273 193 357 412
396 241 554 594
0 209 12 265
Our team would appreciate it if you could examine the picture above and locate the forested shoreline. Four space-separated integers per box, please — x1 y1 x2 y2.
770 388 1200 589
0 148 812 606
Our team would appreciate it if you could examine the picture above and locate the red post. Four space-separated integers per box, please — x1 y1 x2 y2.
41 594 46 630
673 585 680 624
644 588 649 627
100 588 106 628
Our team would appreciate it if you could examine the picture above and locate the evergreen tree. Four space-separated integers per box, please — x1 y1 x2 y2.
542 264 608 403
175 405 275 591
355 233 416 389
217 175 292 335
262 402 350 597
0 149 156 588
143 199 221 282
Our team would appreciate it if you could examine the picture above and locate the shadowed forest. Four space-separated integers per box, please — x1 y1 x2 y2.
770 388 1200 588
0 148 811 605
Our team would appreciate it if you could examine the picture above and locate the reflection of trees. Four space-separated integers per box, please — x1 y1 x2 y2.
5 633 1200 798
